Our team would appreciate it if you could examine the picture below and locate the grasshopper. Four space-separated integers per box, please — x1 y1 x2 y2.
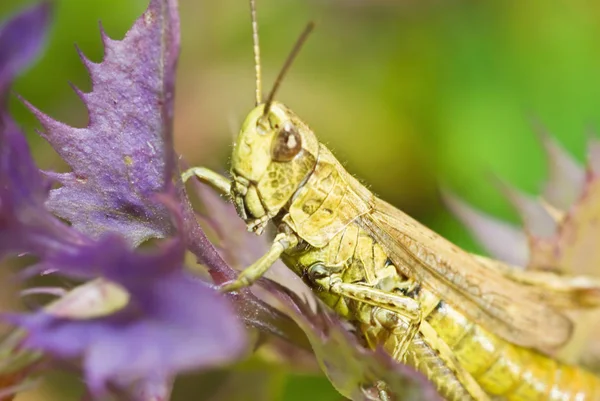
184 1 600 399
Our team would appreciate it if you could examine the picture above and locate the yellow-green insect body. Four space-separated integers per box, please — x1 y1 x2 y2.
241 104 600 401
189 101 600 400
185 3 600 398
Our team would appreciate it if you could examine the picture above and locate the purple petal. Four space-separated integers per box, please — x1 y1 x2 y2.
26 0 180 246
495 179 558 239
441 189 529 266
587 137 600 178
535 125 585 210
544 178 600 276
0 2 51 99
7 236 246 396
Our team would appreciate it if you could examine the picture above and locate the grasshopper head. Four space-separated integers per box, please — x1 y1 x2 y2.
231 101 319 233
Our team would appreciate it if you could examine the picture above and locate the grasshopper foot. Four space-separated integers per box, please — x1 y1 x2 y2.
219 276 253 293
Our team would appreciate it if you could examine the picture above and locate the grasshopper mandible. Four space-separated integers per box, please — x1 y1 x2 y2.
184 1 600 399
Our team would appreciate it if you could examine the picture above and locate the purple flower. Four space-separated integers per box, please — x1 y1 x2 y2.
0 1 247 399
6 235 246 397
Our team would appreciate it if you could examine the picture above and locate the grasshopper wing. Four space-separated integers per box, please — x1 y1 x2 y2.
472 254 600 310
360 195 572 351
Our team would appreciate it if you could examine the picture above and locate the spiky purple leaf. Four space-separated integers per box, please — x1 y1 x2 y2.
0 94 85 262
26 0 180 246
586 137 600 176
495 179 558 239
535 126 585 210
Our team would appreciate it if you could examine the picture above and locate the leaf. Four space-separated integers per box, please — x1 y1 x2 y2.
0 2 69 261
495 179 558 239
23 0 180 246
0 125 247 393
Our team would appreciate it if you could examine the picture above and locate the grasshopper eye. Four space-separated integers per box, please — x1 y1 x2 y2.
272 122 302 162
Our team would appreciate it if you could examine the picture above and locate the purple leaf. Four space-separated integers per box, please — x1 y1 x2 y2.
535 125 585 210
0 5 54 396
24 0 180 246
0 1 51 100
495 179 558 239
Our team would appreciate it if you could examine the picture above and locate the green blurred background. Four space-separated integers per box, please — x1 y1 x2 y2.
2 0 600 399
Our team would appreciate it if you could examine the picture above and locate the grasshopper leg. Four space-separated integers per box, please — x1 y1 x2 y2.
220 232 299 292
181 166 232 195
376 381 392 401
418 321 492 401
308 265 422 361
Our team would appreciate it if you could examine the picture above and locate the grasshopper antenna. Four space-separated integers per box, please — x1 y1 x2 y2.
263 21 315 117
250 0 262 106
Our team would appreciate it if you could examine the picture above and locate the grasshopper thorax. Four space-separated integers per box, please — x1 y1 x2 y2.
231 101 319 234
